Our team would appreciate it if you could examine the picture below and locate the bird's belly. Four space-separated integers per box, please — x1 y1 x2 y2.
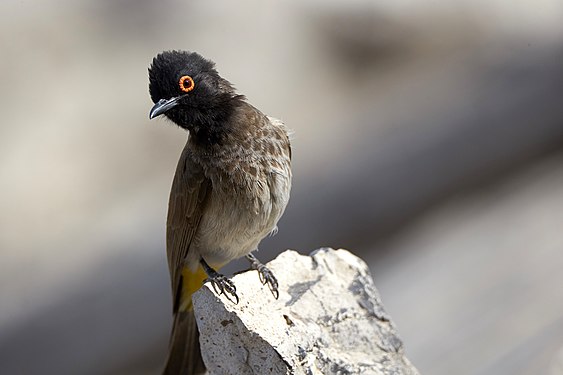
197 198 268 264
192 168 290 267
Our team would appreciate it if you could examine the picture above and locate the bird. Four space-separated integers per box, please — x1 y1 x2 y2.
148 50 292 375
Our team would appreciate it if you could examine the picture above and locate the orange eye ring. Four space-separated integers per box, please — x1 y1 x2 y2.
179 75 195 93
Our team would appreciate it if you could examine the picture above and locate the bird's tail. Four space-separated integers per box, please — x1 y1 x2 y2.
162 309 205 375
163 265 210 375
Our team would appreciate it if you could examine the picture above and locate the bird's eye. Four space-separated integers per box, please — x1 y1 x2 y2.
179 75 195 93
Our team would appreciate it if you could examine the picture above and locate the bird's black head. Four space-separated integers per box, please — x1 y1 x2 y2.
148 50 242 141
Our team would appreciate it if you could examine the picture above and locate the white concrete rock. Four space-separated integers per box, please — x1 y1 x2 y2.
192 248 419 375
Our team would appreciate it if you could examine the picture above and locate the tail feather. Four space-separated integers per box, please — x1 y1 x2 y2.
162 310 205 375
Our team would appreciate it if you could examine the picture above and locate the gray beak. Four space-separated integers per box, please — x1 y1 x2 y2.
149 96 182 119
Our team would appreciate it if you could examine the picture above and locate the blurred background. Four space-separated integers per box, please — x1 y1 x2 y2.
1 0 563 374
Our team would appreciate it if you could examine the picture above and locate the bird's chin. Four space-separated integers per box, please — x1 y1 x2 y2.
162 111 190 131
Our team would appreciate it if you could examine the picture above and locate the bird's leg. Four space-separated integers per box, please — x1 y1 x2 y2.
200 258 239 304
246 252 279 299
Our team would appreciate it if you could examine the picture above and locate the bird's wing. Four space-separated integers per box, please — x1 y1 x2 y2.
166 144 212 313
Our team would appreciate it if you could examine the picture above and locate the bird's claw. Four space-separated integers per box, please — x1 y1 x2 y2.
254 263 279 299
207 274 239 304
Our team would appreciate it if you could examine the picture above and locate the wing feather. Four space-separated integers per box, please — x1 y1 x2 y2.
166 144 212 313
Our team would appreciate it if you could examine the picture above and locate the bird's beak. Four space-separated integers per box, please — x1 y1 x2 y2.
149 96 182 119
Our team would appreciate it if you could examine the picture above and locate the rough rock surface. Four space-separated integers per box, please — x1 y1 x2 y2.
192 248 419 375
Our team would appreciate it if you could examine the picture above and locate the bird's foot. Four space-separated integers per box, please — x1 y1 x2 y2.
246 253 279 299
207 273 239 304
200 258 239 304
